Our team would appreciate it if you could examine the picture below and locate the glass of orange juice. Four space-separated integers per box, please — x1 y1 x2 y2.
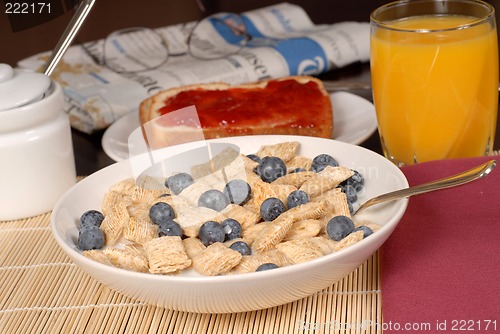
370 0 498 166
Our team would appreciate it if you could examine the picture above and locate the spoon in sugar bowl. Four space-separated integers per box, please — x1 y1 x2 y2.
42 0 96 76
353 159 496 215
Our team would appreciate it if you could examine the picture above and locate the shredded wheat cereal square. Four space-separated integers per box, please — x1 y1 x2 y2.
192 243 242 276
243 181 277 212
230 248 291 274
190 146 241 179
276 238 324 264
123 217 158 244
283 219 322 241
230 254 265 274
252 215 295 253
269 184 297 205
102 248 149 273
256 141 299 162
241 222 267 245
126 202 151 220
100 201 129 246
144 236 191 274
308 236 338 255
286 155 313 172
179 206 226 237
334 230 364 251
125 243 148 258
102 191 124 217
221 204 261 229
183 237 206 259
108 178 136 196
271 171 316 187
83 249 111 265
259 248 293 267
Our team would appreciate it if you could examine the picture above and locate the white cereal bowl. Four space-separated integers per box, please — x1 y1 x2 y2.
51 135 408 314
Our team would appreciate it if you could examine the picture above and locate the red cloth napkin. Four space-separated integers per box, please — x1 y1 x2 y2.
380 156 500 334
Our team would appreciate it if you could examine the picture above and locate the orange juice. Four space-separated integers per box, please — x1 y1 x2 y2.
371 14 498 165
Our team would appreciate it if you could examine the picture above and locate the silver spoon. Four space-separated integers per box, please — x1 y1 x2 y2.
42 0 96 76
354 159 496 215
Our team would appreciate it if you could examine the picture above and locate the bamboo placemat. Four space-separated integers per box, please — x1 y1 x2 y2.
0 209 382 334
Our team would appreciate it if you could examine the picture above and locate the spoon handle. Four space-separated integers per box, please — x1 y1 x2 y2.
43 0 96 76
354 159 497 215
322 80 372 92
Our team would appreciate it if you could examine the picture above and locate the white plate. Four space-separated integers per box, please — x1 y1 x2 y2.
52 135 407 313
102 91 378 162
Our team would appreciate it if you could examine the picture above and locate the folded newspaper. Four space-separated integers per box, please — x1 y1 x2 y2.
18 2 370 134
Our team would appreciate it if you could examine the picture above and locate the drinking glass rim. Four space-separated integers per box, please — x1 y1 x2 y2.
370 0 496 33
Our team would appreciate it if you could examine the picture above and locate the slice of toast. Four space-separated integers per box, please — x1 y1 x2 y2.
139 76 333 148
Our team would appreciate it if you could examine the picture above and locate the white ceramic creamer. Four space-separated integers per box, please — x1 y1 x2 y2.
0 64 76 220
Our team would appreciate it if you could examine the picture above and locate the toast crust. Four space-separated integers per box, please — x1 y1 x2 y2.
139 76 333 148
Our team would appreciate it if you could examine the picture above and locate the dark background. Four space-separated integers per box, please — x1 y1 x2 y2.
0 0 391 66
1 0 498 175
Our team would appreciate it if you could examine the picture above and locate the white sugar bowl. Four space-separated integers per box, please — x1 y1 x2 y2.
0 64 76 221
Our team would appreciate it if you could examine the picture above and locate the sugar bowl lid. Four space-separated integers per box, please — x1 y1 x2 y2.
0 63 51 111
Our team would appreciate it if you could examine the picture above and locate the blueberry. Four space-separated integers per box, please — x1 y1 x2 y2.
198 189 228 211
326 215 355 241
158 219 183 237
286 189 309 209
353 226 373 238
77 225 105 251
246 154 261 163
223 179 251 205
344 184 358 203
348 201 354 214
198 221 225 246
229 241 252 256
346 170 364 192
221 218 242 240
260 197 286 221
338 170 364 204
80 210 104 228
256 263 279 272
312 154 338 172
165 172 193 195
149 202 175 225
256 156 287 183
